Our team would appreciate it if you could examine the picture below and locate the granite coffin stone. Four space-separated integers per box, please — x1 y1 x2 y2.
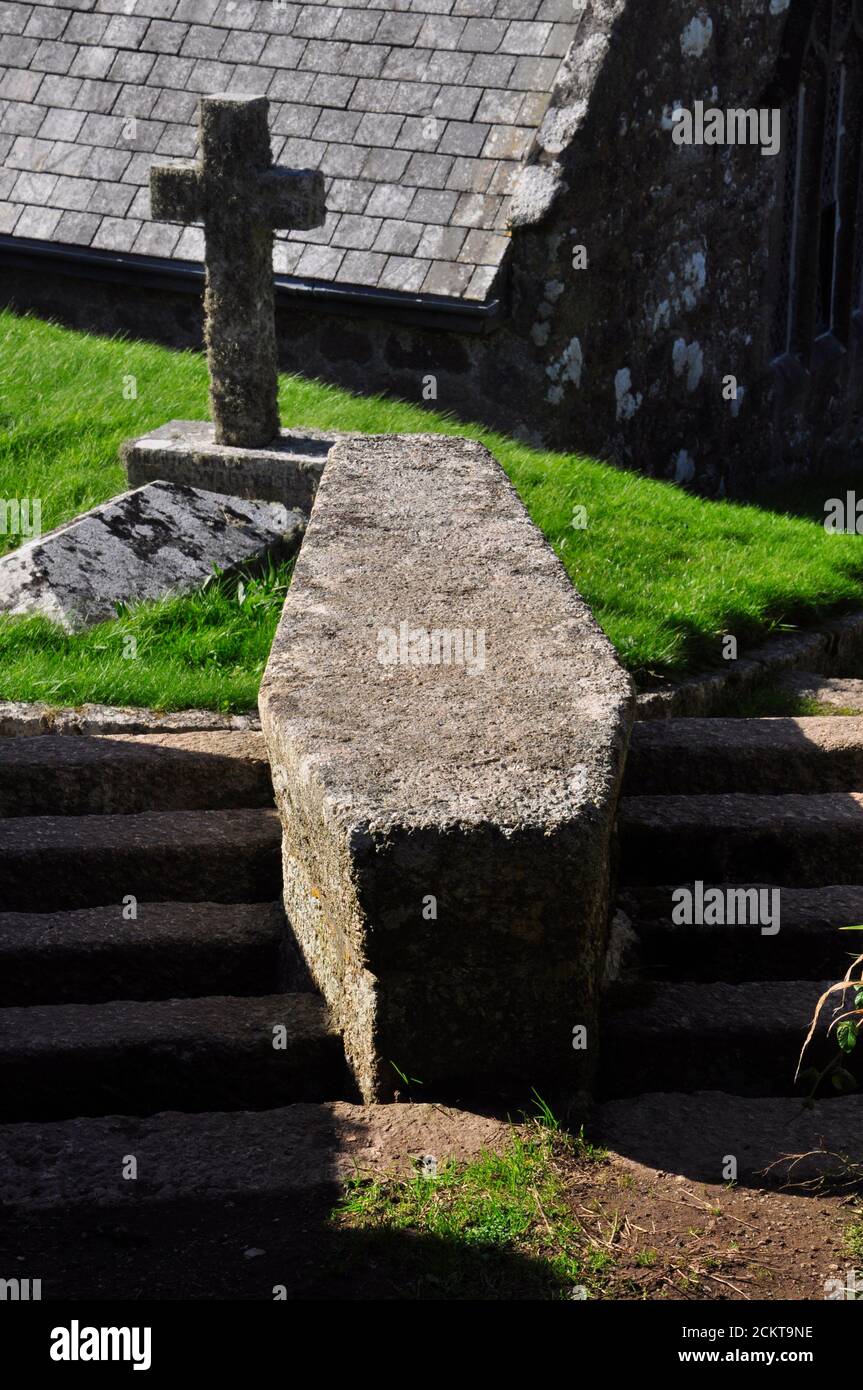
0 481 304 631
260 434 634 1103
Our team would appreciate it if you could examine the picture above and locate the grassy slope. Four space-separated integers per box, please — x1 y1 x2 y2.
0 565 292 713
1 309 862 710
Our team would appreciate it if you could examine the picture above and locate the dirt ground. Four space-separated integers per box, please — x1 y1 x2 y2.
558 1151 858 1301
3 1116 858 1301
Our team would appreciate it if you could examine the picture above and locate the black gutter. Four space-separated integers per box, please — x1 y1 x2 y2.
0 235 505 336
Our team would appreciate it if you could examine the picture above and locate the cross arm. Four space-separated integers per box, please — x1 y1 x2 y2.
150 160 204 224
257 167 326 231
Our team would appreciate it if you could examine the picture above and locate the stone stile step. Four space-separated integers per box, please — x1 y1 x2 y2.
0 994 348 1122
0 731 274 817
0 808 284 912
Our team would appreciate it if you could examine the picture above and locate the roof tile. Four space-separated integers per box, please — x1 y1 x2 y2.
294 242 345 279
452 190 502 226
10 169 57 203
65 14 110 46
186 60 235 92
103 16 150 50
364 182 415 219
372 218 423 255
219 30 267 63
14 203 62 239
318 142 369 178
333 11 381 44
379 254 429 291
113 84 161 118
461 17 507 51
332 212 381 250
0 4 34 38
295 6 341 41
340 248 387 286
446 155 496 192
69 45 114 79
180 26 226 60
150 88 198 123
439 120 489 157
376 13 424 48
142 20 188 55
0 203 23 234
226 63 272 94
2 102 45 136
75 78 122 113
107 50 157 84
175 224 205 259
211 0 258 30
432 85 481 121
416 223 467 260
133 220 180 256
92 215 142 251
422 259 473 295
3 0 576 303
34 74 82 106
0 68 43 100
24 7 68 40
409 188 459 223
55 208 101 242
325 177 373 213
37 107 86 141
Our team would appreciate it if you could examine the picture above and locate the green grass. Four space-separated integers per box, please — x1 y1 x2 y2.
846 1218 863 1262
332 1116 609 1300
0 562 292 713
2 308 863 711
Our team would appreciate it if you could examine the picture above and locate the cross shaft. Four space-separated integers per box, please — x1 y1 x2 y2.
151 94 325 449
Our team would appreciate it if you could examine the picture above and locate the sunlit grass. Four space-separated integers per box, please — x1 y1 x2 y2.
0 562 291 713
332 1114 608 1300
1 308 862 710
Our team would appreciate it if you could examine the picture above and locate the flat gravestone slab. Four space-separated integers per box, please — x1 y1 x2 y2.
0 481 304 631
121 421 353 513
260 434 634 1103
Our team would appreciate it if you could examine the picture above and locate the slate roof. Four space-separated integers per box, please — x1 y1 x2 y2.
0 0 576 303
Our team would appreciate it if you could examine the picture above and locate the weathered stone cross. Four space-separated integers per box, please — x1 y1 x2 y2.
151 94 325 449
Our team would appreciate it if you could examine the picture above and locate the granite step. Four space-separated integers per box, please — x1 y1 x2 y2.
0 808 283 911
596 1090 863 1183
776 671 863 715
0 731 273 817
0 994 347 1122
618 792 863 886
0 901 291 1006
619 883 863 982
600 979 854 1098
0 1102 509 1213
626 716 863 795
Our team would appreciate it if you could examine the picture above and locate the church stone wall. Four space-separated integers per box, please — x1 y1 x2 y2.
509 0 863 492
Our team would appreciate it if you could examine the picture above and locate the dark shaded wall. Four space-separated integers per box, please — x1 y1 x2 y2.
0 256 543 447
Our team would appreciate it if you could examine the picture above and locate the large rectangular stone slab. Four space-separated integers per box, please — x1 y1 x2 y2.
0 480 304 631
260 434 634 1103
121 420 348 512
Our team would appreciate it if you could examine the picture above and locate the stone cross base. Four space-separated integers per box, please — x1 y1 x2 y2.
120 421 351 514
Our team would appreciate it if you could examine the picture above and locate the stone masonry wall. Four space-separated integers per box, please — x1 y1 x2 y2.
508 0 863 491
